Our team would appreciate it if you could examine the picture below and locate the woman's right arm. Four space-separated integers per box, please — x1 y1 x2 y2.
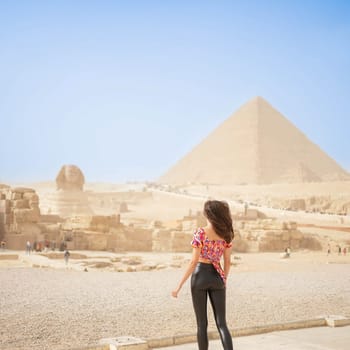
171 247 200 298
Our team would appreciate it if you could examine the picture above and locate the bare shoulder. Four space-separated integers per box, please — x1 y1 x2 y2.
203 226 222 241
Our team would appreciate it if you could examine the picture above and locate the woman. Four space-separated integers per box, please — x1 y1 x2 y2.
172 200 234 350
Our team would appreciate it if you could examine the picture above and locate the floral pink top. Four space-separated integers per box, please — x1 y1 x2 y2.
191 227 232 284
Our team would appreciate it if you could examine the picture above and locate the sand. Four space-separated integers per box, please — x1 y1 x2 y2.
2 180 350 349
1 250 350 350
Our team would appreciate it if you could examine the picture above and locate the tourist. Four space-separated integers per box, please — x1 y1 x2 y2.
172 200 234 350
26 241 31 255
284 247 291 258
64 249 70 265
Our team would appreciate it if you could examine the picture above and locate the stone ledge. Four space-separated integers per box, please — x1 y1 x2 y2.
146 317 326 349
74 316 350 350
70 345 109 350
0 254 18 260
325 315 350 327
173 334 196 345
147 337 174 348
232 317 326 337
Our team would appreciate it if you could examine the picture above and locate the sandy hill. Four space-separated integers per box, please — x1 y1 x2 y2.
159 96 349 185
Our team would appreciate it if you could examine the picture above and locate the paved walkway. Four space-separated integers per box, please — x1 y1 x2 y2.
155 326 350 350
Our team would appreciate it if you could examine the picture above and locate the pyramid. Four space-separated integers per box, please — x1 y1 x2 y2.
159 97 350 185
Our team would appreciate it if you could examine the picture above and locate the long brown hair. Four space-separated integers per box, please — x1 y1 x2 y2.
203 200 234 244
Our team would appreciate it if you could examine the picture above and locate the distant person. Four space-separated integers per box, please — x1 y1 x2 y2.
244 202 248 216
343 247 347 256
64 250 70 265
172 200 234 350
327 244 331 255
285 247 291 258
0 241 5 250
26 241 31 255
338 245 342 255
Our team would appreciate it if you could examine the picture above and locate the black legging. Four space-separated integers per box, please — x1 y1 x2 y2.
191 262 233 350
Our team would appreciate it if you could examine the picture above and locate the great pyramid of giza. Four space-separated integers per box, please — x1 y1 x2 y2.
159 97 350 185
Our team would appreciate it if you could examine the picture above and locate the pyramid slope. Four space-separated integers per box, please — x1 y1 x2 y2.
159 97 349 185
280 162 322 183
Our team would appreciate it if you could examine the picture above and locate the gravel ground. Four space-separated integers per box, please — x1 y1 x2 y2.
1 262 350 350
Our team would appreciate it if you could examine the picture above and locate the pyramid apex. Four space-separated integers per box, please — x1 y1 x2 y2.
249 95 270 105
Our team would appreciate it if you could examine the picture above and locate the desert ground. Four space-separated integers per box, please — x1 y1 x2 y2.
1 249 350 350
1 180 350 350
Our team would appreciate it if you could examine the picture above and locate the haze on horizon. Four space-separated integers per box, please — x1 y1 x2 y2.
1 1 349 183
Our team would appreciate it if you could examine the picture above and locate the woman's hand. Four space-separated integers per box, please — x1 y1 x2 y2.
171 248 200 299
171 288 180 298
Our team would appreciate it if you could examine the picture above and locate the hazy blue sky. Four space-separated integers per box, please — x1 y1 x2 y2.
1 0 349 183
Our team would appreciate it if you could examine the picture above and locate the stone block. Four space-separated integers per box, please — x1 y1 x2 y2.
282 231 291 241
89 215 121 232
88 235 107 250
4 189 13 200
62 216 90 230
14 199 30 209
290 239 300 249
13 208 40 223
0 199 11 214
12 187 35 194
40 215 64 223
23 192 39 201
301 236 322 250
147 336 174 348
0 254 18 260
38 223 61 234
119 202 128 213
99 336 148 350
290 230 303 240
4 213 14 225
289 221 298 230
15 223 42 235
11 192 22 200
325 315 350 327
174 334 197 345
153 229 171 240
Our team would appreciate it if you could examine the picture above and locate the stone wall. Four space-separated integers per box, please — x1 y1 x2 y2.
234 219 322 253
266 196 350 215
0 185 324 254
0 186 44 248
152 230 192 252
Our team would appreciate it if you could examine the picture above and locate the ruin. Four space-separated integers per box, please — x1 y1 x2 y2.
0 186 43 249
233 219 322 253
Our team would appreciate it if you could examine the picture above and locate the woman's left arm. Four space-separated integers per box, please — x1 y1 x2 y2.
223 245 233 279
171 248 200 298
